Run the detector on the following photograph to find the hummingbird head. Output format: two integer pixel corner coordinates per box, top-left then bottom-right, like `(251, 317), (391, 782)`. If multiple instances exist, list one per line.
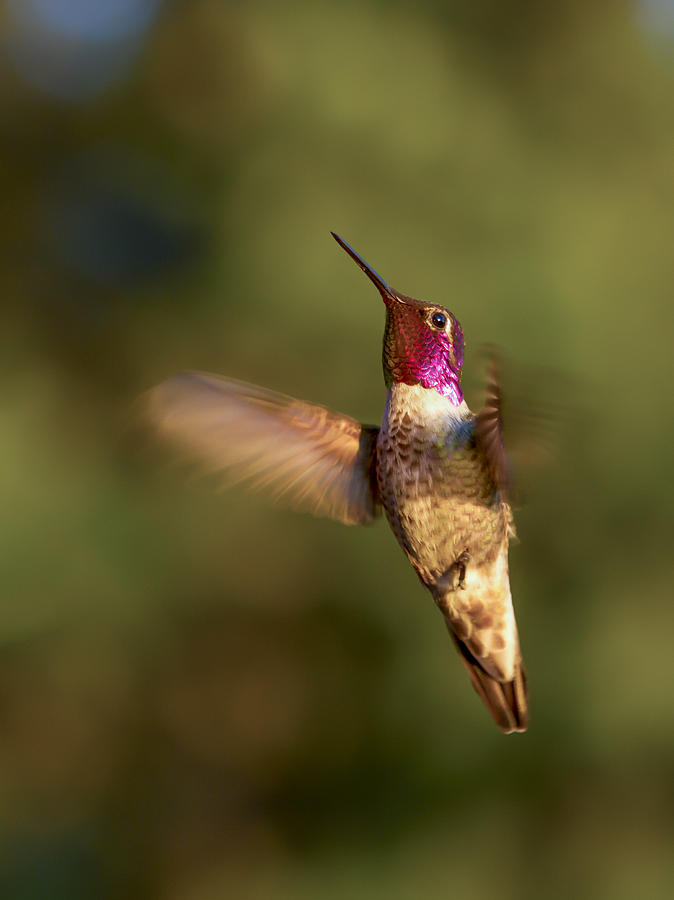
(331, 233), (465, 405)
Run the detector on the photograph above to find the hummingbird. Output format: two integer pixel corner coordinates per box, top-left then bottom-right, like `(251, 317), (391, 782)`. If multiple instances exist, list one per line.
(146, 232), (528, 733)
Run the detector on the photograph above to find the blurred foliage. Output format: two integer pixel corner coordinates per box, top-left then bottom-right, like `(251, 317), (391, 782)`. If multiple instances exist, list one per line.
(1, 0), (674, 898)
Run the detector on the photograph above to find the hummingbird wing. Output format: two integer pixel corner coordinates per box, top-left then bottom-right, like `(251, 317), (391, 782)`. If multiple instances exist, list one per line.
(143, 372), (380, 525)
(472, 348), (573, 504)
(473, 355), (510, 499)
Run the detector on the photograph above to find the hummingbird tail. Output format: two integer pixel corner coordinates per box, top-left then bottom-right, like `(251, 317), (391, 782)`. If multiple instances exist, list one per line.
(451, 634), (528, 734)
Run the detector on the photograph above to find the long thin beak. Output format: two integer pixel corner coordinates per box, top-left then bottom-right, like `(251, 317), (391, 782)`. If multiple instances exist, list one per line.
(331, 232), (396, 301)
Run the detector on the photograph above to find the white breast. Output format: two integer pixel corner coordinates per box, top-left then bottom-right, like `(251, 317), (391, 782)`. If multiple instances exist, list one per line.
(381, 383), (472, 443)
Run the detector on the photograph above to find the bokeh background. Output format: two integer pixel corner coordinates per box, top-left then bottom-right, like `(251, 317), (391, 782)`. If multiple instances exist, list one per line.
(2, 1), (674, 898)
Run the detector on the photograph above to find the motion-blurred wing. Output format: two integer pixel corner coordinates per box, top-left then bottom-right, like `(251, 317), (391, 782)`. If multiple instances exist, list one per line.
(474, 356), (510, 498)
(472, 348), (571, 504)
(144, 372), (380, 525)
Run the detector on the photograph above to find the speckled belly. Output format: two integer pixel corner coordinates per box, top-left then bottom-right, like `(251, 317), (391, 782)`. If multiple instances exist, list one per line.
(376, 413), (508, 586)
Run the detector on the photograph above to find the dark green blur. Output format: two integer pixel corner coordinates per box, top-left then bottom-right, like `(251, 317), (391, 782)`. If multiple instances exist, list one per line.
(2, 1), (674, 897)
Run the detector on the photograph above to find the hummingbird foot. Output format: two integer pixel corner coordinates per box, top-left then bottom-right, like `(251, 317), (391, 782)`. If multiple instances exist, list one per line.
(434, 550), (471, 597)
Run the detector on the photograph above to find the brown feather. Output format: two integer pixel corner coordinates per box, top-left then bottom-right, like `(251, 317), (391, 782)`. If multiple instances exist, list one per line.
(450, 629), (528, 734)
(143, 372), (379, 525)
(474, 356), (510, 499)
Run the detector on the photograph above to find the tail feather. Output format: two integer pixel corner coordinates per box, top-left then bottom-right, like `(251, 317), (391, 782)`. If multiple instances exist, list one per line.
(450, 631), (528, 734)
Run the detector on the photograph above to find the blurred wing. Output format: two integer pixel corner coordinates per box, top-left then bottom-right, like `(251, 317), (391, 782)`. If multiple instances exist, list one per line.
(471, 347), (573, 504)
(474, 356), (510, 498)
(144, 372), (380, 526)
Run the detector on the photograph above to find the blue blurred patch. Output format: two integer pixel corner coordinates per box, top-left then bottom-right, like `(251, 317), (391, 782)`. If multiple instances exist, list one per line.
(0, 828), (115, 900)
(639, 0), (674, 34)
(6, 0), (164, 101)
(12, 0), (164, 41)
(44, 148), (204, 288)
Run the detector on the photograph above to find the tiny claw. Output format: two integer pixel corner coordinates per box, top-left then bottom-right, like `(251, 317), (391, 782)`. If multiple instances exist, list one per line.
(436, 550), (471, 595)
(457, 550), (470, 590)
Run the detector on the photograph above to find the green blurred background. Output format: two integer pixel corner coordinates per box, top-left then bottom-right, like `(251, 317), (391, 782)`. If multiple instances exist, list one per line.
(2, 1), (674, 897)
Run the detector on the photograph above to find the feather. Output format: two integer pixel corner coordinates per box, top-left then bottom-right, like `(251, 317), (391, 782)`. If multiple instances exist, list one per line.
(474, 354), (511, 499)
(143, 372), (380, 526)
(450, 629), (528, 734)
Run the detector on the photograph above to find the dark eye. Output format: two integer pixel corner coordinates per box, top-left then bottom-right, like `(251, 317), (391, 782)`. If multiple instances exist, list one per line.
(430, 312), (447, 330)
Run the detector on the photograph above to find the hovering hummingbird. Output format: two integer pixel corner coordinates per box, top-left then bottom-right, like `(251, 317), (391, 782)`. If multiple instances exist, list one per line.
(146, 233), (528, 733)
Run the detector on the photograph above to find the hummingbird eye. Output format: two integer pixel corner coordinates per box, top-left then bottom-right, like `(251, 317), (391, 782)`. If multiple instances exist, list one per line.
(430, 312), (447, 330)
